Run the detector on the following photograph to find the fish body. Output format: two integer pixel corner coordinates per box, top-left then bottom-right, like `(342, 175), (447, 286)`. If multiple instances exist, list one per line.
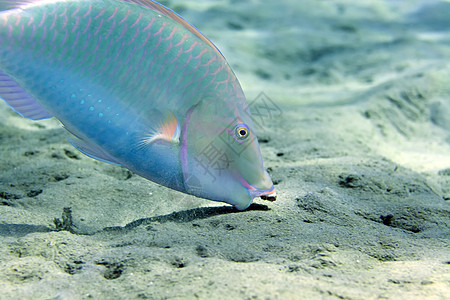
(0, 0), (276, 210)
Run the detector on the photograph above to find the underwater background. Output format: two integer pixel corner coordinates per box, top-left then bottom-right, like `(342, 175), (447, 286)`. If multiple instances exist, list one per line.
(0, 0), (449, 298)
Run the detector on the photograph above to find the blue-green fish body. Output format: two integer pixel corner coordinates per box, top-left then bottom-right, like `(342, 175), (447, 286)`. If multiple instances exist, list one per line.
(0, 0), (276, 210)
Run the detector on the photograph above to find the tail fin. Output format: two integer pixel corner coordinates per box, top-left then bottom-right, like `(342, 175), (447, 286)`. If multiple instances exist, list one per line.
(0, 71), (52, 120)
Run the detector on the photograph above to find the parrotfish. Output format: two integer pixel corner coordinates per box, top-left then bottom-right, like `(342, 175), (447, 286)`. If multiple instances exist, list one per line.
(0, 0), (276, 210)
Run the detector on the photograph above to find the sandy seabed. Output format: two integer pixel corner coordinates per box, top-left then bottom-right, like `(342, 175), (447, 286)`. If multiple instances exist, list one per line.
(0, 0), (449, 299)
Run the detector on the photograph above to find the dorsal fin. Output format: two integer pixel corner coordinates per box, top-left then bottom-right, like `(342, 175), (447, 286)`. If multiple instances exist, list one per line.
(122, 0), (224, 58)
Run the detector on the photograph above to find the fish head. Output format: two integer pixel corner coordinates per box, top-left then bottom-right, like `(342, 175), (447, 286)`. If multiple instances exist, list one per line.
(181, 95), (276, 210)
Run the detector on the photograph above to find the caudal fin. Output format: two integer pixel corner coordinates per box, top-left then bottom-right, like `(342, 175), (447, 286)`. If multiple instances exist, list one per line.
(0, 1), (53, 120)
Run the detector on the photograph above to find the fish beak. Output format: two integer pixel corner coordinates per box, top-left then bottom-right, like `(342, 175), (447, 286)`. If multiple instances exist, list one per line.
(260, 190), (277, 202)
(236, 170), (276, 204)
(252, 185), (276, 202)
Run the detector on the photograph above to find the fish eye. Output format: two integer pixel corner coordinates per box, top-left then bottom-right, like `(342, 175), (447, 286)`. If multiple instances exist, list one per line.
(235, 124), (249, 140)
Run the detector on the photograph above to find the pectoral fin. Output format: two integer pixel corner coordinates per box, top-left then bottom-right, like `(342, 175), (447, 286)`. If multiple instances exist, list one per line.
(139, 110), (180, 147)
(68, 136), (122, 166)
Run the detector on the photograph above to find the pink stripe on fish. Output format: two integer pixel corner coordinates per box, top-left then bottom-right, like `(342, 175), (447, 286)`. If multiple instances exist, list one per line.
(77, 47), (90, 67)
(70, 31), (80, 49)
(60, 30), (68, 46)
(18, 25), (24, 40)
(71, 6), (80, 17)
(215, 73), (231, 89)
(138, 31), (152, 49)
(182, 77), (195, 90)
(128, 27), (140, 45)
(237, 174), (256, 191)
(110, 60), (124, 79)
(38, 11), (46, 27)
(144, 55), (158, 78)
(202, 76), (216, 90)
(124, 43), (138, 64)
(118, 10), (130, 25)
(162, 41), (173, 56)
(162, 62), (180, 87)
(210, 65), (224, 76)
(175, 34), (189, 47)
(114, 41), (125, 59)
(104, 38), (114, 54)
(63, 14), (68, 28)
(136, 48), (148, 70)
(197, 68), (210, 82)
(115, 24), (128, 43)
(143, 17), (155, 32)
(184, 41), (198, 54)
(155, 56), (170, 80)
(56, 46), (68, 63)
(83, 4), (92, 18)
(94, 8), (105, 20)
(14, 14), (21, 26)
(165, 27), (177, 41)
(39, 26), (47, 43)
(94, 19), (103, 36)
(50, 28), (57, 43)
(169, 47), (183, 64)
(72, 16), (80, 33)
(7, 25), (12, 39)
(153, 22), (166, 36)
(82, 17), (91, 34)
(107, 7), (118, 22)
(30, 24), (36, 40)
(201, 57), (217, 67)
(130, 13), (143, 28)
(188, 58), (202, 75)
(179, 53), (193, 70)
(94, 35), (102, 53)
(1, 15), (7, 27)
(105, 20), (116, 39)
(148, 36), (162, 55)
(118, 65), (134, 83)
(27, 16), (34, 26)
(194, 48), (207, 60)
(49, 12), (57, 30)
(59, 7), (67, 17)
(99, 57), (112, 74)
(82, 33), (91, 51)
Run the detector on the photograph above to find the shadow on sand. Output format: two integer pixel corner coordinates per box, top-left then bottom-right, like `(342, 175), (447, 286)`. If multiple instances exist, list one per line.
(0, 203), (269, 237)
(102, 203), (269, 233)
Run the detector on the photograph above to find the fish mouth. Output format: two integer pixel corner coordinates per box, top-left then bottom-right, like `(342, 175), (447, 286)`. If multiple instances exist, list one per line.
(256, 187), (277, 202)
(247, 184), (276, 202)
(260, 191), (277, 202)
(235, 171), (276, 203)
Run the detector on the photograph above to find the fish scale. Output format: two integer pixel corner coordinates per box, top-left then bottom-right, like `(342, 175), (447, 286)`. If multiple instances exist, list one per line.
(0, 0), (276, 210)
(2, 1), (230, 123)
